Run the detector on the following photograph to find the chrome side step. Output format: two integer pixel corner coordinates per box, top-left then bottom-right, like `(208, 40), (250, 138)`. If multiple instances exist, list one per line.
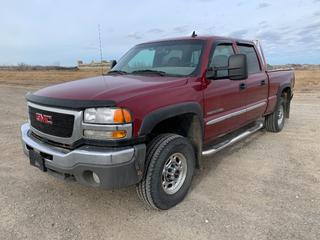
(202, 122), (264, 156)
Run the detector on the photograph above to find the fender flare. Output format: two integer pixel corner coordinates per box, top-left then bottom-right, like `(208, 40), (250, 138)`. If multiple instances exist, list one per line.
(276, 83), (292, 100)
(276, 83), (293, 118)
(138, 102), (203, 136)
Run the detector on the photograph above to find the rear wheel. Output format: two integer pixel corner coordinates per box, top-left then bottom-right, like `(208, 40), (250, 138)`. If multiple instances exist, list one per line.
(265, 97), (286, 132)
(136, 134), (195, 210)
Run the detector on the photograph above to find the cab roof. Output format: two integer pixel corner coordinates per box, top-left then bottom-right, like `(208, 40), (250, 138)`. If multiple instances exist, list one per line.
(140, 35), (255, 45)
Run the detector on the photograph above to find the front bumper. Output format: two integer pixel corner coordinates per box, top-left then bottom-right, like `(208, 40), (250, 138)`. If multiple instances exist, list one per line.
(20, 123), (146, 189)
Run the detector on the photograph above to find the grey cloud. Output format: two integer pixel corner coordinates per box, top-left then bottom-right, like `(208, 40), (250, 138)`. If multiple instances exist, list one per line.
(295, 23), (320, 45)
(147, 28), (165, 34)
(257, 2), (270, 9)
(256, 30), (282, 43)
(126, 32), (143, 40)
(277, 25), (295, 34)
(258, 21), (269, 27)
(314, 11), (320, 16)
(0, 0), (318, 65)
(296, 35), (318, 43)
(265, 20), (320, 50)
(83, 46), (98, 50)
(301, 22), (320, 32)
(204, 26), (215, 33)
(173, 25), (190, 34)
(229, 29), (248, 38)
(236, 1), (244, 6)
(297, 28), (314, 36)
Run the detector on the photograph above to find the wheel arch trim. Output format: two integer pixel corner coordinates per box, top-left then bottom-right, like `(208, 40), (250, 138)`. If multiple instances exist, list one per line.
(138, 102), (203, 136)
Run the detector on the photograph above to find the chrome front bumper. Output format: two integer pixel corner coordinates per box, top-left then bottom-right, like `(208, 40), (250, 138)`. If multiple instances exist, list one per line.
(20, 123), (146, 188)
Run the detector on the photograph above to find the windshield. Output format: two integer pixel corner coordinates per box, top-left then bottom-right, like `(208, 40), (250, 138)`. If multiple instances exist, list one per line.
(112, 40), (204, 77)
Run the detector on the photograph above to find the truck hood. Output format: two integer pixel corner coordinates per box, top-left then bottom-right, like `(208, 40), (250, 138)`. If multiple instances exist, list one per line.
(33, 75), (188, 104)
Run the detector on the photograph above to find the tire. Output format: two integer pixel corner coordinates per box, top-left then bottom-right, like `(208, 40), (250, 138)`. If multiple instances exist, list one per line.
(136, 134), (195, 210)
(265, 97), (286, 132)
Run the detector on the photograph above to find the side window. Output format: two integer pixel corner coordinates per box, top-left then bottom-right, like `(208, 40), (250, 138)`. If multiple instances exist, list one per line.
(209, 44), (234, 78)
(237, 45), (261, 74)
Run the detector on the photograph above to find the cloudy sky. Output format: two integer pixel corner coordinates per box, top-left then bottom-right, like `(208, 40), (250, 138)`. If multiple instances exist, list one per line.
(1, 0), (319, 66)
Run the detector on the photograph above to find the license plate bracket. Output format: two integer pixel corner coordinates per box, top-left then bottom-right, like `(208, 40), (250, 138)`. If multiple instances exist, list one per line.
(29, 150), (47, 172)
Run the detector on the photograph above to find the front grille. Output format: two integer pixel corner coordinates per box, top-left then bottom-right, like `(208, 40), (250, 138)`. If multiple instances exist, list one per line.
(29, 106), (74, 138)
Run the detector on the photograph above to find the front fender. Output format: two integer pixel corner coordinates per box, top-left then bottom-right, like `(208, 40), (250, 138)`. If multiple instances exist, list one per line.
(138, 102), (203, 136)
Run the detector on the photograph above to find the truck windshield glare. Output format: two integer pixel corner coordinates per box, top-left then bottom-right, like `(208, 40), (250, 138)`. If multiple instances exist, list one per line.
(112, 40), (204, 77)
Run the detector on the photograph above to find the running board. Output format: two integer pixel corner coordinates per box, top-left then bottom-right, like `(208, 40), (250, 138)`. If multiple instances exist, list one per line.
(202, 122), (264, 156)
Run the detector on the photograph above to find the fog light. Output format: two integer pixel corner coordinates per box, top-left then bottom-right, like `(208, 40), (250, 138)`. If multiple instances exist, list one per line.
(83, 129), (127, 140)
(92, 172), (100, 184)
(112, 130), (126, 138)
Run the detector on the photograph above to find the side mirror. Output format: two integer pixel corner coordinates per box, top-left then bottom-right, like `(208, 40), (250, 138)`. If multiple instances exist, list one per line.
(110, 60), (117, 69)
(228, 54), (248, 80)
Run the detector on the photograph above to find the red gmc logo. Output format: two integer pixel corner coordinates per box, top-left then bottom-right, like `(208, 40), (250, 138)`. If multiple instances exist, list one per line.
(35, 113), (53, 125)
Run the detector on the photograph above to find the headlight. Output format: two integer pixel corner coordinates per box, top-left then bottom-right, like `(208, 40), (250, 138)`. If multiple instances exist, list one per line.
(83, 107), (132, 140)
(84, 108), (132, 124)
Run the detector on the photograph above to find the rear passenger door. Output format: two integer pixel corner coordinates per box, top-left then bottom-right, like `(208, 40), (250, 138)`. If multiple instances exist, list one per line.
(236, 43), (268, 122)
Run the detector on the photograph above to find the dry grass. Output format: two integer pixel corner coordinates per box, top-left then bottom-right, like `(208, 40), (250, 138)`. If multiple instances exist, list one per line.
(294, 70), (320, 92)
(0, 69), (101, 86)
(0, 69), (319, 92)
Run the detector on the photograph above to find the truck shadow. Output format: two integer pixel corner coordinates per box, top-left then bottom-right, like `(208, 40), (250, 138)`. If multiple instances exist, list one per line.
(30, 130), (266, 214)
(191, 130), (265, 190)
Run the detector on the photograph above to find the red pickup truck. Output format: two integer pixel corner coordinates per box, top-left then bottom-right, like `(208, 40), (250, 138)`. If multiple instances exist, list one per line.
(21, 35), (294, 209)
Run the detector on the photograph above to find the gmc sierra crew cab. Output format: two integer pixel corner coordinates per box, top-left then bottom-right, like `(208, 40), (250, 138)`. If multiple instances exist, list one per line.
(21, 35), (294, 210)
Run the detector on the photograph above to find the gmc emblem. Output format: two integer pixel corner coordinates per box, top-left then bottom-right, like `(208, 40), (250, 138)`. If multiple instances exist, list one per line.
(35, 113), (53, 125)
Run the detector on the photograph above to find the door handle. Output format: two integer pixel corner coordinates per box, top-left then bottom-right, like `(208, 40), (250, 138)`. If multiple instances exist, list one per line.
(239, 83), (246, 90)
(260, 79), (266, 85)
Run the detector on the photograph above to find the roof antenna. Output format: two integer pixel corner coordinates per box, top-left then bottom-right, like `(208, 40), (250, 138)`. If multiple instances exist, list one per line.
(191, 31), (197, 38)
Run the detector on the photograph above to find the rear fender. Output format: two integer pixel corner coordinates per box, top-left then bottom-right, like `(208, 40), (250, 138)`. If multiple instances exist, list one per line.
(276, 83), (292, 118)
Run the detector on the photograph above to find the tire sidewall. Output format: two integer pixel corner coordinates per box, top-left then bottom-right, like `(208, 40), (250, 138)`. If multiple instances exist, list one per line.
(149, 137), (195, 210)
(276, 98), (285, 131)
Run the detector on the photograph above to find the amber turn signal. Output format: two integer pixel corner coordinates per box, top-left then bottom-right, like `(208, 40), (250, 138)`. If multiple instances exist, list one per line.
(112, 130), (127, 139)
(113, 109), (132, 123)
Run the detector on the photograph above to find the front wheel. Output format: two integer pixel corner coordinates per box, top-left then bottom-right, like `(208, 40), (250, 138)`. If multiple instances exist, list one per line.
(265, 97), (286, 132)
(136, 134), (195, 210)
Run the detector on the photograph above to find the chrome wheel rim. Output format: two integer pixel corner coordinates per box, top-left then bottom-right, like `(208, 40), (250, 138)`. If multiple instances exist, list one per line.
(277, 105), (284, 126)
(161, 153), (187, 195)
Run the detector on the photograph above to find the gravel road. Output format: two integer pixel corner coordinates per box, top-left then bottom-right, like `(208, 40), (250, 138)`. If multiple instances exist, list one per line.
(0, 85), (319, 240)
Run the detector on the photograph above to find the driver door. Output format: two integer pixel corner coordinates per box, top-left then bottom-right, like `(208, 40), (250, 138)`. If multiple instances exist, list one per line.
(203, 42), (247, 143)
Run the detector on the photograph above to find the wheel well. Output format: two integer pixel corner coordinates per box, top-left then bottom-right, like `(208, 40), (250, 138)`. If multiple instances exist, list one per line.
(148, 113), (203, 168)
(281, 87), (292, 118)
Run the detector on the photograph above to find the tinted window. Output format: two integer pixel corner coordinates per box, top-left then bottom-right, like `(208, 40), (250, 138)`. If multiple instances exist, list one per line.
(238, 45), (261, 74)
(209, 44), (234, 78)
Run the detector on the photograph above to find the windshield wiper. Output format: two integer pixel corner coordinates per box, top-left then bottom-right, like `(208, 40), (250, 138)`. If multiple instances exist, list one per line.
(106, 70), (128, 75)
(131, 69), (167, 76)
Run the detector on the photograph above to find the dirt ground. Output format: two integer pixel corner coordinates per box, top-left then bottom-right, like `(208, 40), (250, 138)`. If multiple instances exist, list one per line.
(0, 70), (319, 240)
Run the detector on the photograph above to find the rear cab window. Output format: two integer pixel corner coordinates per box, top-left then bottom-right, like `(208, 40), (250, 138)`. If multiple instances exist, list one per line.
(237, 44), (261, 74)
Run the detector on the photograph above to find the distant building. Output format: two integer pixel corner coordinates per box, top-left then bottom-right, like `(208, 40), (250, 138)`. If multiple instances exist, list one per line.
(77, 60), (111, 70)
